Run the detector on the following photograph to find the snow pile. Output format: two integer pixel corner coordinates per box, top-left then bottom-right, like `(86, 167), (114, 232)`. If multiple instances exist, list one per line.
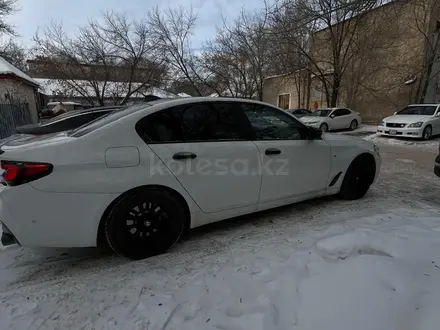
(1, 211), (440, 329)
(155, 225), (440, 330)
(363, 133), (440, 149)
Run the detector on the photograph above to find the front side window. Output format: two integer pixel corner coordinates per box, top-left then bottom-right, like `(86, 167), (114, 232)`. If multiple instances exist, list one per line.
(242, 104), (309, 140)
(138, 102), (249, 143)
(397, 106), (437, 116)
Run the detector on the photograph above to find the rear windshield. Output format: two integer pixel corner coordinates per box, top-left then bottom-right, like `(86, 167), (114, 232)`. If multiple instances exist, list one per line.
(44, 111), (80, 124)
(69, 103), (149, 137)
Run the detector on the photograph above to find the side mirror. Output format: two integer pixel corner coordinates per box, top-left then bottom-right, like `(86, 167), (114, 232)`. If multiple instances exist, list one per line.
(393, 112), (397, 115)
(330, 114), (335, 118)
(309, 127), (322, 139)
(436, 112), (440, 117)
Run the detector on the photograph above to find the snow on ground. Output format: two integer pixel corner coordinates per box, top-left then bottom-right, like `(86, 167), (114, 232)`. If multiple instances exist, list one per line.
(364, 133), (440, 150)
(1, 135), (440, 329)
(336, 124), (440, 151)
(2, 208), (440, 330)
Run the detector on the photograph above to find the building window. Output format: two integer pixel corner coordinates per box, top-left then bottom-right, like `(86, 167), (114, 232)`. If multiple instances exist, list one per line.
(278, 94), (290, 110)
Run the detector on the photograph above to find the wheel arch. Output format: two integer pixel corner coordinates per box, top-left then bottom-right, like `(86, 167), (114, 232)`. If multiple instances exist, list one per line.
(96, 185), (192, 247)
(423, 124), (433, 139)
(345, 152), (376, 184)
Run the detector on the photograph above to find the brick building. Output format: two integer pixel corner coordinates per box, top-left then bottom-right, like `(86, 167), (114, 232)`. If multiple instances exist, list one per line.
(263, 0), (440, 123)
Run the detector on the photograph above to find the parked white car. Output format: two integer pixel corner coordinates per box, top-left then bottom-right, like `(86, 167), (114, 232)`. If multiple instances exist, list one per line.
(377, 104), (440, 140)
(300, 108), (362, 132)
(0, 98), (380, 259)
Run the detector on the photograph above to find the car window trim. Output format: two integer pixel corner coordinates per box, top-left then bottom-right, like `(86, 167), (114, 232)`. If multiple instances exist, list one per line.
(244, 104), (315, 141)
(136, 101), (256, 144)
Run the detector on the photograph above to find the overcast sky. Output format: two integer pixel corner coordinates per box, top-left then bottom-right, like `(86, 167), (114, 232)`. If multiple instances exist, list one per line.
(10, 0), (266, 50)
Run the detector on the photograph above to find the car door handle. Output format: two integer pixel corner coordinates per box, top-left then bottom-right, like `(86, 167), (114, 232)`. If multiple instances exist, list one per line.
(265, 148), (281, 156)
(172, 152), (197, 160)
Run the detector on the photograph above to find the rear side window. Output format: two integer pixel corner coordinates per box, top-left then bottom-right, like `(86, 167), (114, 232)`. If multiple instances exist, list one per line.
(137, 102), (250, 143)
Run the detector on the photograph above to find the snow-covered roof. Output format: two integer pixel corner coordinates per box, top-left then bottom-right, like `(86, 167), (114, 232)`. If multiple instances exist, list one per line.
(147, 87), (177, 98)
(208, 91), (255, 98)
(0, 57), (39, 86)
(34, 78), (177, 99)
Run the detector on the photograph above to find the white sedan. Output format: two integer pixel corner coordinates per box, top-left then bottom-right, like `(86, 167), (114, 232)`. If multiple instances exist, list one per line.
(377, 104), (440, 140)
(0, 98), (381, 259)
(300, 108), (362, 132)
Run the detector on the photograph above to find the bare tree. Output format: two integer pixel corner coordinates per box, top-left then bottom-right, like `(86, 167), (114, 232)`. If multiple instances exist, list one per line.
(0, 0), (17, 36)
(33, 12), (166, 105)
(0, 0), (25, 68)
(0, 39), (27, 70)
(148, 6), (207, 96)
(269, 0), (387, 107)
(202, 7), (273, 100)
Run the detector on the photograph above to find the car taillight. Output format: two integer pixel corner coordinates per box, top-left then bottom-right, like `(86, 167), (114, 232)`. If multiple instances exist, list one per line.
(0, 161), (53, 186)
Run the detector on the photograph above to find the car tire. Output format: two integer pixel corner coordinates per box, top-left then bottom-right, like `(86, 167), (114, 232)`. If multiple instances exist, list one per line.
(422, 125), (432, 140)
(104, 188), (186, 260)
(339, 155), (376, 200)
(349, 120), (358, 131)
(320, 123), (329, 132)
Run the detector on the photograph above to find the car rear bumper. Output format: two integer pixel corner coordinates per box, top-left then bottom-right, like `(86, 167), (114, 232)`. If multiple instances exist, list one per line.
(377, 126), (423, 138)
(0, 184), (119, 248)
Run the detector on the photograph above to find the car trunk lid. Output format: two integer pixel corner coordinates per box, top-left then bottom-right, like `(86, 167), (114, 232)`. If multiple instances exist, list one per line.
(0, 132), (73, 153)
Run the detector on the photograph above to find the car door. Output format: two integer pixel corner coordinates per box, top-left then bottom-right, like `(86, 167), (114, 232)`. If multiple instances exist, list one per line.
(333, 109), (353, 129)
(341, 108), (355, 128)
(329, 109), (345, 129)
(139, 101), (261, 214)
(241, 103), (332, 204)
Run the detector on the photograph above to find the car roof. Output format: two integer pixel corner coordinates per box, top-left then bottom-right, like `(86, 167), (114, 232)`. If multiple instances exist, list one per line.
(145, 97), (275, 107)
(407, 104), (440, 106)
(69, 97), (290, 137)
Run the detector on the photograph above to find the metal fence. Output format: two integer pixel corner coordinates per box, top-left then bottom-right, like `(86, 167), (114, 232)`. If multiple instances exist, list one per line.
(0, 99), (32, 139)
